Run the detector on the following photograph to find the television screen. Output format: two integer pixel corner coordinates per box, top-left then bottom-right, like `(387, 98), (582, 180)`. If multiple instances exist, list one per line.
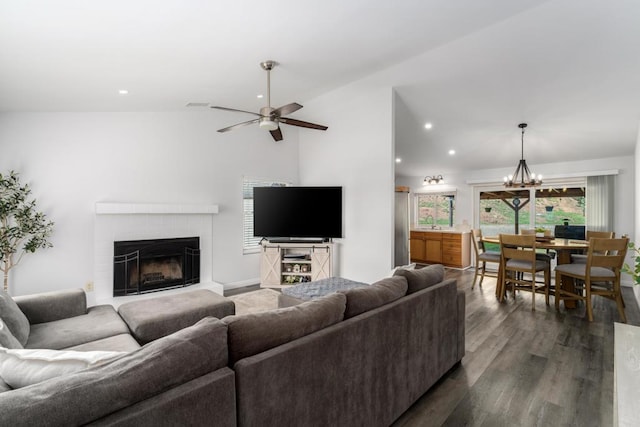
(253, 186), (342, 239)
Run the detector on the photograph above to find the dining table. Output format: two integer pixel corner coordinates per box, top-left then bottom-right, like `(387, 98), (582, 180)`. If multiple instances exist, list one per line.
(483, 236), (590, 308)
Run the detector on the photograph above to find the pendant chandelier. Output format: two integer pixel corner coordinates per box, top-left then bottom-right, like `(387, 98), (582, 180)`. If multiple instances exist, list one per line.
(503, 123), (542, 188)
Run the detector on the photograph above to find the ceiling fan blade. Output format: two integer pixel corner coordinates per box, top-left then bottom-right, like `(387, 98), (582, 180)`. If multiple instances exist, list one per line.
(272, 102), (303, 117)
(270, 127), (283, 142)
(217, 118), (260, 133)
(280, 117), (328, 131)
(210, 106), (261, 117)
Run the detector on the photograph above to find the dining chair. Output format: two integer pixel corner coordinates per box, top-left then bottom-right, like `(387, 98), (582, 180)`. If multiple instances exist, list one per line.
(499, 234), (551, 310)
(555, 237), (628, 322)
(521, 228), (556, 261)
(471, 229), (501, 289)
(570, 230), (615, 264)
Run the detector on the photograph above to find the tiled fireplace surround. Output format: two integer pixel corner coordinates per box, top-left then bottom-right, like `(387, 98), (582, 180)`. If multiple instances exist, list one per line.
(93, 203), (222, 307)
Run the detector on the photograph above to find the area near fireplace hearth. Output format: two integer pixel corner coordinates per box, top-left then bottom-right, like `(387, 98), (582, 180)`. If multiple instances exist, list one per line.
(93, 202), (222, 307)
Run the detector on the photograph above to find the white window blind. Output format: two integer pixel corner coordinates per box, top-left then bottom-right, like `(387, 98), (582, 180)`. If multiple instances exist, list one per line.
(243, 177), (289, 254)
(586, 175), (615, 232)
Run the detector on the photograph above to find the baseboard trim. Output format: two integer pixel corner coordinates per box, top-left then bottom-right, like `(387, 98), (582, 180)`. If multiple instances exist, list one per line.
(223, 278), (260, 291)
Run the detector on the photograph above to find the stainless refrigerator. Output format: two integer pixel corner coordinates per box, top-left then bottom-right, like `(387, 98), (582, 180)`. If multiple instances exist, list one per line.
(394, 189), (410, 266)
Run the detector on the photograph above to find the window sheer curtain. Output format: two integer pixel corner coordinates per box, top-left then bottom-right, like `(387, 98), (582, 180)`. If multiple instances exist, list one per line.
(586, 175), (615, 232)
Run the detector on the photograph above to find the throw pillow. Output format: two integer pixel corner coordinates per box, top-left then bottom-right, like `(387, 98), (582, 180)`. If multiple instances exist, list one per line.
(338, 276), (408, 319)
(223, 292), (346, 365)
(0, 347), (125, 389)
(388, 263), (416, 277)
(0, 319), (23, 349)
(393, 264), (445, 294)
(0, 290), (30, 346)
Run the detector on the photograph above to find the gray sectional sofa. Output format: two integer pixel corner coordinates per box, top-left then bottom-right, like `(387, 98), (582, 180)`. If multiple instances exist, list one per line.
(0, 264), (465, 426)
(12, 288), (140, 352)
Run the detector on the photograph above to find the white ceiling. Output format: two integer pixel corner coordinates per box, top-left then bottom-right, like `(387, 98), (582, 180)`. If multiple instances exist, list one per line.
(1, 0), (639, 177)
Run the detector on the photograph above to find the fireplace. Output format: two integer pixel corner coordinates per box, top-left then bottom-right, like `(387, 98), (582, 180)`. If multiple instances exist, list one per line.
(113, 237), (200, 296)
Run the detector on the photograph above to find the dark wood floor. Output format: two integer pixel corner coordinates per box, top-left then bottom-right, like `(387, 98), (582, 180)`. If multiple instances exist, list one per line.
(392, 268), (640, 427)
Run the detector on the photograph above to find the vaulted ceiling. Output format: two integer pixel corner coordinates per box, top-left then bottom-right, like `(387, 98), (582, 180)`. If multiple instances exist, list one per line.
(1, 0), (639, 177)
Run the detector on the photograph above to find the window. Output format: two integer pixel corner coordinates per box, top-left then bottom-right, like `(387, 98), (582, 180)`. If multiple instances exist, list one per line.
(415, 192), (456, 228)
(479, 189), (531, 236)
(242, 177), (289, 254)
(478, 185), (585, 237)
(534, 187), (585, 231)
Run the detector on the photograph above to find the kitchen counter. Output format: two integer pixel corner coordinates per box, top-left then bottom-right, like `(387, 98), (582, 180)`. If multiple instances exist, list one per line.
(410, 229), (471, 268)
(411, 228), (471, 234)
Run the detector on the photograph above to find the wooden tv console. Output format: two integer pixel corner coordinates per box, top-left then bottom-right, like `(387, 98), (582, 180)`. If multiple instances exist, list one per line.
(260, 241), (334, 288)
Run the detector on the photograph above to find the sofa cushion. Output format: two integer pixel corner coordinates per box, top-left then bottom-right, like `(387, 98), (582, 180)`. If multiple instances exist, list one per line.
(338, 276), (408, 319)
(25, 305), (130, 350)
(388, 262), (416, 277)
(0, 348), (125, 389)
(0, 317), (229, 426)
(118, 290), (235, 344)
(393, 264), (445, 294)
(223, 292), (346, 365)
(64, 334), (141, 353)
(0, 290), (30, 346)
(0, 319), (23, 349)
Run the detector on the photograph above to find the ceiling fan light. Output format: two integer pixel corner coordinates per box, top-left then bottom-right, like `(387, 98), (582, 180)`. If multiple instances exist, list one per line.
(259, 118), (278, 131)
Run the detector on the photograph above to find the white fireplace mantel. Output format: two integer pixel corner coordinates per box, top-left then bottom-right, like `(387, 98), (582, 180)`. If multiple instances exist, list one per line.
(92, 201), (222, 307)
(95, 203), (219, 215)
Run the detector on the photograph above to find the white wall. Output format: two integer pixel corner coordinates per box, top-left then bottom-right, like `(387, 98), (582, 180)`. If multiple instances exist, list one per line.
(0, 112), (299, 296)
(298, 84), (395, 283)
(634, 126), (640, 303)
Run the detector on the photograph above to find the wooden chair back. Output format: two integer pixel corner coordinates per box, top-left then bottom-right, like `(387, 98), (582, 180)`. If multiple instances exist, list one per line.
(586, 231), (615, 239)
(499, 234), (537, 264)
(471, 229), (484, 257)
(586, 237), (628, 273)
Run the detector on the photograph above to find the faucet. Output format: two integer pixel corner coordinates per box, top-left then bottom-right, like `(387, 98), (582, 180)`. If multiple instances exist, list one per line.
(425, 215), (437, 229)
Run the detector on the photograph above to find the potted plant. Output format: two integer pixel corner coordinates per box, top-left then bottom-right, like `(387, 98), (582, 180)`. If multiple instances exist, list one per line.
(623, 242), (640, 286)
(0, 171), (54, 293)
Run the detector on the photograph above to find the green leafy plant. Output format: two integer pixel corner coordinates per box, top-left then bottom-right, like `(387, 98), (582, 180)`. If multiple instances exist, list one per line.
(0, 171), (54, 293)
(622, 242), (640, 286)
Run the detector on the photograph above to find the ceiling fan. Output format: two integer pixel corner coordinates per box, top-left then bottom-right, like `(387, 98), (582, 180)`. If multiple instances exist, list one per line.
(210, 60), (328, 142)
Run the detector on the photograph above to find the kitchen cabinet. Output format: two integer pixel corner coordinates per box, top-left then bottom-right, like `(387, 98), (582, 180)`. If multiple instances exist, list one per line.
(410, 230), (470, 268)
(442, 233), (471, 268)
(410, 231), (442, 264)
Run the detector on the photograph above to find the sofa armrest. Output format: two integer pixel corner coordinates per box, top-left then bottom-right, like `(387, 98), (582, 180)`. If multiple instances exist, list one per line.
(0, 317), (229, 426)
(14, 289), (87, 325)
(456, 289), (466, 361)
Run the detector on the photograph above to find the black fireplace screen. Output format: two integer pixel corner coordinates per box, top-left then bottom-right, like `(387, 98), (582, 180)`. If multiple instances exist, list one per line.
(113, 237), (200, 296)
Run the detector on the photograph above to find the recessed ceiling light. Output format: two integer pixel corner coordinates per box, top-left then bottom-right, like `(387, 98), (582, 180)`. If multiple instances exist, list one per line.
(395, 158), (402, 163)
(118, 89), (129, 95)
(257, 94), (264, 99)
(448, 149), (455, 155)
(424, 123), (433, 129)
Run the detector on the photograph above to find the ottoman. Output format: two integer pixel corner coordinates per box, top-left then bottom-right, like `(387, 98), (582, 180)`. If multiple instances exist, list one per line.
(118, 290), (235, 344)
(278, 277), (368, 308)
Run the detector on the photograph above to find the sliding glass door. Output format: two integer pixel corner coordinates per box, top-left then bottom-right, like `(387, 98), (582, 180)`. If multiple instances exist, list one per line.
(477, 182), (585, 236)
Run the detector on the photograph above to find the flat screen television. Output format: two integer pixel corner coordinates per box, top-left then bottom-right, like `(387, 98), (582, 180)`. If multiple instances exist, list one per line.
(253, 186), (342, 241)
